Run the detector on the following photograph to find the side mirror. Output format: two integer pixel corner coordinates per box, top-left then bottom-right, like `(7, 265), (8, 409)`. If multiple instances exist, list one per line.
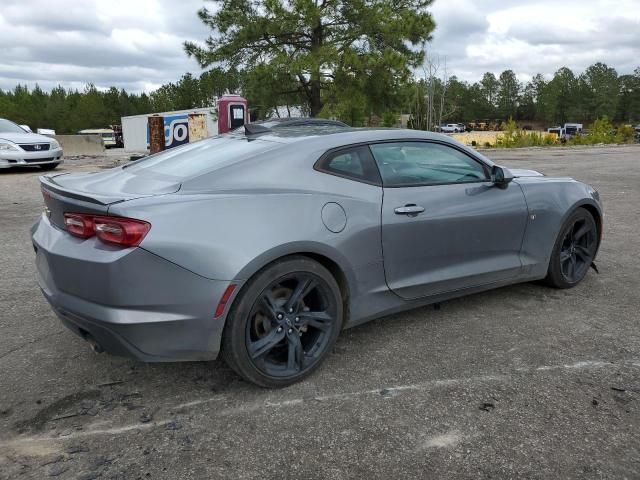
(491, 165), (514, 187)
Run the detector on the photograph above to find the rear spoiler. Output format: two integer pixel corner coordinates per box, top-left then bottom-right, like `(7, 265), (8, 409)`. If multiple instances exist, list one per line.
(40, 174), (124, 206)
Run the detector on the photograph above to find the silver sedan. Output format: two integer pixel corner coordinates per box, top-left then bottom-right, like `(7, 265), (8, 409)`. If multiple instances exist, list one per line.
(0, 118), (63, 170)
(32, 126), (602, 387)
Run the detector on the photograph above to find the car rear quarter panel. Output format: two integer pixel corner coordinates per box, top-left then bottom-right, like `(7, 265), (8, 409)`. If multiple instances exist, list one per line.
(515, 177), (602, 277)
(108, 145), (385, 304)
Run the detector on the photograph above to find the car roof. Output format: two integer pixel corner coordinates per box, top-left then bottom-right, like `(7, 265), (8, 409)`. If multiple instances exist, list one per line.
(253, 117), (348, 128)
(229, 126), (493, 161)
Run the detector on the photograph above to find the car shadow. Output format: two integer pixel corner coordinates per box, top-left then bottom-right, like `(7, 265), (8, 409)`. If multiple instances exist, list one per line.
(0, 166), (57, 174)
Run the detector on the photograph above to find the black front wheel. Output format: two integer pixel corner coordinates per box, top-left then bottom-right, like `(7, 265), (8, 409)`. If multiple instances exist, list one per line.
(545, 208), (598, 288)
(222, 256), (343, 388)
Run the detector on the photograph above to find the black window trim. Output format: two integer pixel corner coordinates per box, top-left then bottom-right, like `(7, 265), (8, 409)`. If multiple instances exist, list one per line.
(314, 138), (493, 188)
(314, 144), (383, 186)
(366, 139), (492, 188)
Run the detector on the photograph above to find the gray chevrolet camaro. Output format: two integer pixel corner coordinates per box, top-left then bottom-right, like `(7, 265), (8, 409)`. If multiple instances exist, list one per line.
(33, 126), (603, 387)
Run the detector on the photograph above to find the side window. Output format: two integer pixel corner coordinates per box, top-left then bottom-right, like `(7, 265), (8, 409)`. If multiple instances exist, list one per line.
(369, 142), (489, 187)
(316, 146), (381, 185)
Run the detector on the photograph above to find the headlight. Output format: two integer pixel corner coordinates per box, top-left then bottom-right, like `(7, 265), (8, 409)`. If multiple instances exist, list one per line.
(49, 139), (60, 149)
(0, 142), (19, 151)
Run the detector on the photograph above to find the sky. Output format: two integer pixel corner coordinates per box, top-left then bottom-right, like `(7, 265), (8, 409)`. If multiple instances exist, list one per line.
(0, 0), (638, 93)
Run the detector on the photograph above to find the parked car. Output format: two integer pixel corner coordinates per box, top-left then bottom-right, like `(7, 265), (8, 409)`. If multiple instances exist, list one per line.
(439, 123), (462, 133)
(0, 118), (63, 170)
(33, 126), (602, 387)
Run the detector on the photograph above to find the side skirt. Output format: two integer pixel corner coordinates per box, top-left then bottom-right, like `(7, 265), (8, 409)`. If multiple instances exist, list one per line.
(344, 273), (545, 329)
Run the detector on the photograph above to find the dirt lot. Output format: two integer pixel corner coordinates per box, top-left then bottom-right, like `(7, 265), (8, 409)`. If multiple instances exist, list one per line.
(1, 145), (639, 479)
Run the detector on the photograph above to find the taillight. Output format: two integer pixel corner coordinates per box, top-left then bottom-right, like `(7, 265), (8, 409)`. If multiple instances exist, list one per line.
(63, 213), (151, 247)
(93, 216), (150, 247)
(64, 213), (95, 238)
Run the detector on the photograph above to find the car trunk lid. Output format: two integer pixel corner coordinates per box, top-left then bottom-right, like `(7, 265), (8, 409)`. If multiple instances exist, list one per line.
(40, 168), (180, 229)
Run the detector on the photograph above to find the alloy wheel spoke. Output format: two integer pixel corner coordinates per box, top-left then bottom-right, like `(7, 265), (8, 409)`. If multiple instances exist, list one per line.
(259, 291), (279, 319)
(573, 223), (591, 241)
(568, 255), (577, 278)
(575, 245), (591, 262)
(298, 310), (333, 331)
(249, 328), (285, 359)
(560, 249), (572, 263)
(286, 331), (304, 371)
(285, 277), (316, 312)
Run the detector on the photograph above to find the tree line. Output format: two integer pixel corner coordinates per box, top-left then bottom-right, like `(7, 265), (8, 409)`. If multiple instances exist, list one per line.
(0, 62), (637, 134)
(0, 68), (240, 134)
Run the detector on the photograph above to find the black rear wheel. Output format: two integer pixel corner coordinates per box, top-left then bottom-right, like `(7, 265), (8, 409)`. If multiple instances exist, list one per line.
(545, 208), (598, 288)
(222, 257), (343, 388)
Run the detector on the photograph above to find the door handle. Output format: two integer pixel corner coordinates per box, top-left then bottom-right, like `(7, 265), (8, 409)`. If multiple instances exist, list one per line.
(394, 204), (425, 215)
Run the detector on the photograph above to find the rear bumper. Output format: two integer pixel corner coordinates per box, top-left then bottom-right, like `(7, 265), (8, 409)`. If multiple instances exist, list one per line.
(32, 214), (234, 361)
(0, 148), (63, 168)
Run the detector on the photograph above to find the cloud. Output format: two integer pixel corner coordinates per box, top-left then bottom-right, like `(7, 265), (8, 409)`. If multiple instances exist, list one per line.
(427, 0), (640, 83)
(0, 0), (638, 93)
(0, 0), (209, 92)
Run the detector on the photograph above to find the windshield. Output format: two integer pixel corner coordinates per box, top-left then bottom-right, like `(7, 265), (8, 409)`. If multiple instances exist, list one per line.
(0, 119), (27, 133)
(125, 135), (280, 179)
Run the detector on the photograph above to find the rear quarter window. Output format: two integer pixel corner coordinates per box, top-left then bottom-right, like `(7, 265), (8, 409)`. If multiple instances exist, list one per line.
(315, 145), (381, 185)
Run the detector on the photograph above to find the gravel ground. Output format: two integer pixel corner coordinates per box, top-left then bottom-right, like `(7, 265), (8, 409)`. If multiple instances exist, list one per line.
(0, 145), (639, 479)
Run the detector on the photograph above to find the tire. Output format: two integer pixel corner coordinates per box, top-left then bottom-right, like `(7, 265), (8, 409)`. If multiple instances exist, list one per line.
(545, 208), (598, 289)
(222, 256), (343, 388)
(39, 163), (59, 171)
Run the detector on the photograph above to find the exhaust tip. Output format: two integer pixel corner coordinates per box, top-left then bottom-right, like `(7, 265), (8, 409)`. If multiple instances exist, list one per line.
(87, 337), (104, 354)
(79, 329), (104, 353)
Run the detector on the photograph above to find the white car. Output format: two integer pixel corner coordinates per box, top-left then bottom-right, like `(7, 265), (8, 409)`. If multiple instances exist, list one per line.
(0, 118), (63, 170)
(439, 124), (462, 133)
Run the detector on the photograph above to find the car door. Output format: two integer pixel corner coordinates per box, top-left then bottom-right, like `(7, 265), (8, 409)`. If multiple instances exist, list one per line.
(370, 140), (529, 300)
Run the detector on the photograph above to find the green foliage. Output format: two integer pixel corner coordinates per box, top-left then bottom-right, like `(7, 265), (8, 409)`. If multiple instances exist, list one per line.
(0, 68), (241, 133)
(0, 60), (637, 133)
(497, 117), (558, 148)
(617, 125), (636, 142)
(382, 111), (399, 127)
(497, 70), (519, 119)
(617, 68), (640, 123)
(0, 83), (152, 133)
(538, 67), (579, 124)
(578, 63), (619, 122)
(568, 116), (624, 145)
(184, 0), (436, 117)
